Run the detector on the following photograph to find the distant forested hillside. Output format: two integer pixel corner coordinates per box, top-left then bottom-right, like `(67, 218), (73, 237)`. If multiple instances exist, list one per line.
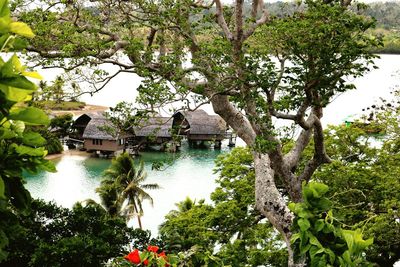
(245, 1), (400, 30)
(243, 1), (400, 53)
(362, 2), (400, 29)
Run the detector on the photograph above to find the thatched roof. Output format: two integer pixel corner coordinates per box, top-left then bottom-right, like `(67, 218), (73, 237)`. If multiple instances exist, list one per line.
(174, 110), (227, 135)
(73, 112), (105, 128)
(82, 117), (128, 140)
(134, 117), (173, 138)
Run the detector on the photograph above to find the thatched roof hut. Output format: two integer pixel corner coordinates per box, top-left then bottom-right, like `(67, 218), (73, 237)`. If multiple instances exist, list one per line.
(81, 115), (132, 153)
(82, 117), (122, 140)
(73, 112), (104, 127)
(134, 117), (173, 138)
(71, 112), (106, 140)
(172, 110), (227, 140)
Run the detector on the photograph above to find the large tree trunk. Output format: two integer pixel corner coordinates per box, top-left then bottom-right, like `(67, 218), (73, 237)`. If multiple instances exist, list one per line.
(254, 153), (304, 267)
(211, 96), (304, 266)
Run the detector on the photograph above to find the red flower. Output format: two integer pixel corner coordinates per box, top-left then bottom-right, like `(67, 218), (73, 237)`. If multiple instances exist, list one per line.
(143, 259), (149, 265)
(124, 249), (141, 264)
(147, 245), (159, 253)
(158, 251), (167, 259)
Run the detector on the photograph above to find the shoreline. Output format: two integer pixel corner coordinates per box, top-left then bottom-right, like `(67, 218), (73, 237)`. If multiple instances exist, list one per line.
(49, 104), (109, 116)
(46, 149), (92, 160)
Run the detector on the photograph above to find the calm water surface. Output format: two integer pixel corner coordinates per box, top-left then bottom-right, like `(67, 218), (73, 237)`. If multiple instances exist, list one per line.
(25, 144), (230, 234)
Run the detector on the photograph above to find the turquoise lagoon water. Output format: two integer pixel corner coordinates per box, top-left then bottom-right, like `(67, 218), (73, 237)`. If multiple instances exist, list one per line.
(24, 144), (232, 234)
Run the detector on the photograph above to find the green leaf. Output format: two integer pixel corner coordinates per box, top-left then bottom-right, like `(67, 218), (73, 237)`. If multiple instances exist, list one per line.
(342, 229), (355, 253)
(0, 76), (36, 90)
(9, 22), (34, 38)
(309, 182), (329, 198)
(22, 132), (46, 146)
(291, 232), (301, 243)
(9, 107), (49, 125)
(309, 246), (325, 261)
(298, 218), (311, 231)
(316, 198), (332, 211)
(0, 85), (33, 102)
(341, 250), (353, 265)
(0, 127), (15, 139)
(0, 33), (9, 48)
(0, 176), (4, 198)
(9, 180), (31, 213)
(14, 144), (46, 156)
(0, 56), (14, 77)
(314, 219), (325, 232)
(23, 71), (42, 79)
(11, 37), (28, 50)
(38, 159), (56, 172)
(309, 233), (323, 248)
(11, 54), (23, 72)
(0, 0), (10, 18)
(288, 202), (296, 212)
(300, 243), (311, 255)
(325, 248), (336, 264)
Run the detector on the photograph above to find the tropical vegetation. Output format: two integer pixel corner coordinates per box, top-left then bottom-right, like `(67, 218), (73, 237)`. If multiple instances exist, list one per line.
(0, 0), (55, 260)
(1, 200), (153, 267)
(0, 0), (398, 266)
(97, 152), (160, 229)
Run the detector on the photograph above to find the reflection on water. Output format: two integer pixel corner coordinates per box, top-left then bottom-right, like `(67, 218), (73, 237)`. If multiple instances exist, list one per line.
(24, 144), (230, 234)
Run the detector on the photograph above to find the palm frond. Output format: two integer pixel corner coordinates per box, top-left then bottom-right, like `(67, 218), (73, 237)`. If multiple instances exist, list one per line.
(141, 183), (161, 190)
(96, 152), (159, 223)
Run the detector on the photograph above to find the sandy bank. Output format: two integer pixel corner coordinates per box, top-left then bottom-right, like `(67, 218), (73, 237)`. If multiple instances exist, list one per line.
(46, 149), (91, 160)
(49, 104), (109, 116)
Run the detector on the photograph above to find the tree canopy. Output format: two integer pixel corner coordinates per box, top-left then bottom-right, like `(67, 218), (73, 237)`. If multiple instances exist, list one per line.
(14, 0), (383, 265)
(2, 199), (157, 267)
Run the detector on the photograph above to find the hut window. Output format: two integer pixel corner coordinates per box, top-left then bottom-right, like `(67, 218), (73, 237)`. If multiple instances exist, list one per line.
(92, 139), (103, 145)
(119, 139), (124, 145)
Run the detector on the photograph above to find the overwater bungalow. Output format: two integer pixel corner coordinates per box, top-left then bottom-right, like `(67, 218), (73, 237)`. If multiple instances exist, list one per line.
(134, 117), (173, 144)
(71, 109), (229, 153)
(172, 110), (227, 148)
(82, 117), (132, 155)
(71, 112), (105, 140)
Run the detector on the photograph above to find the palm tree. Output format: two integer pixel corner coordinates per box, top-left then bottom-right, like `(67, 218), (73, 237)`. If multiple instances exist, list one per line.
(96, 152), (159, 229)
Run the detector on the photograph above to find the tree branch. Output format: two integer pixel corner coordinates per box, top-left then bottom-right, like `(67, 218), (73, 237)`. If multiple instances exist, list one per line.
(210, 95), (256, 145)
(243, 8), (269, 41)
(215, 0), (233, 41)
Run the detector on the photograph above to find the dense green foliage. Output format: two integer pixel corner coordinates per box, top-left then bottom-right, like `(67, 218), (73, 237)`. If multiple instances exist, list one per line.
(369, 28), (400, 54)
(26, 114), (73, 155)
(158, 105), (400, 266)
(160, 148), (287, 266)
(97, 152), (160, 228)
(289, 182), (373, 266)
(40, 130), (63, 154)
(257, 1), (400, 30)
(254, 1), (379, 111)
(2, 199), (156, 267)
(49, 113), (73, 137)
(0, 0), (55, 261)
(256, 1), (400, 53)
(313, 107), (400, 266)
